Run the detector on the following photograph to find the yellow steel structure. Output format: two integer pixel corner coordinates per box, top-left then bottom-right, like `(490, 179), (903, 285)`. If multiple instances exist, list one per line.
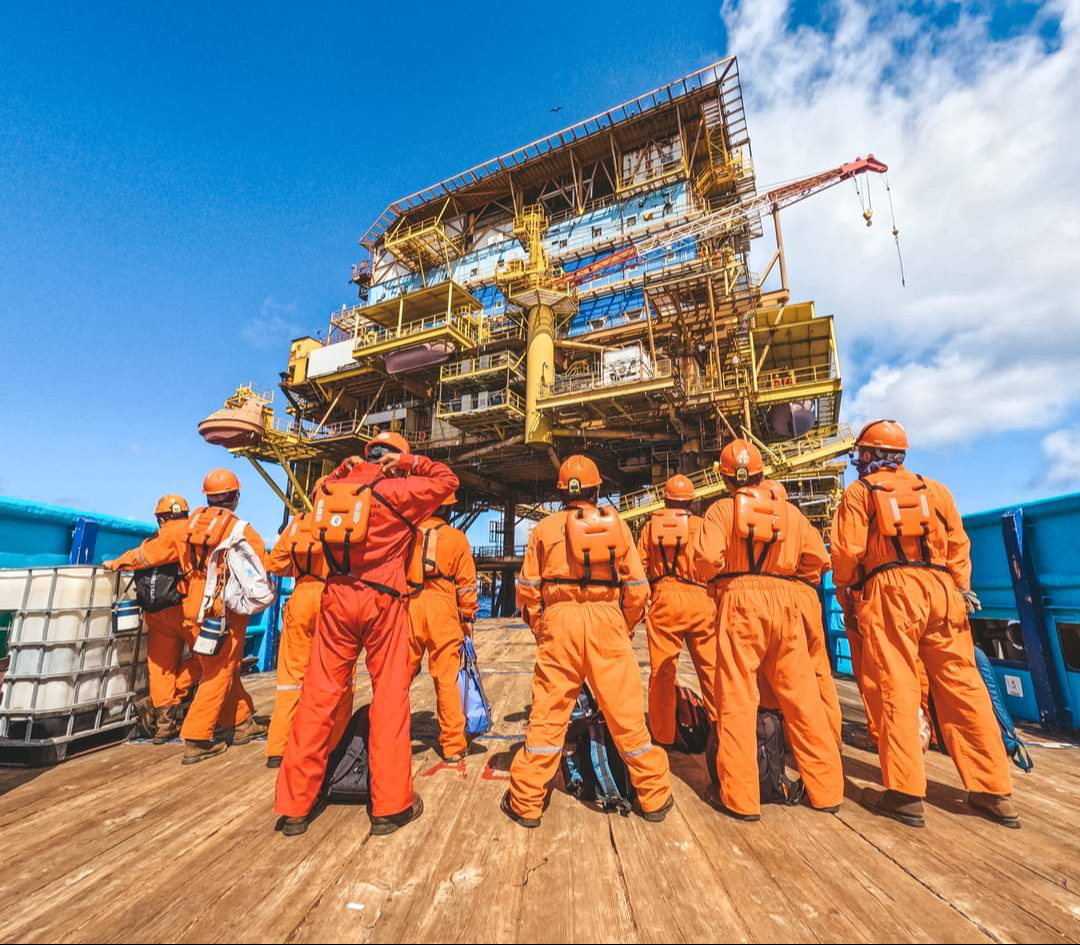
(201, 60), (874, 608)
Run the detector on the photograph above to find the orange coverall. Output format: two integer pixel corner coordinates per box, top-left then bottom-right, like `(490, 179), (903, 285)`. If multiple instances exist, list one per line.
(126, 509), (266, 740)
(408, 518), (479, 759)
(275, 454), (458, 819)
(265, 528), (352, 760)
(509, 502), (672, 821)
(694, 491), (845, 816)
(636, 513), (718, 745)
(830, 468), (1011, 798)
(110, 517), (198, 709)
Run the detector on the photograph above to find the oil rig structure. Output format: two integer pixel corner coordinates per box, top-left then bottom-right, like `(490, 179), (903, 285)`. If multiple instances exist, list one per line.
(199, 58), (886, 612)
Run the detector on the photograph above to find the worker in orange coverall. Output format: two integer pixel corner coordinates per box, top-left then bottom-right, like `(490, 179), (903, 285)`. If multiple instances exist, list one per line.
(751, 482), (843, 747)
(635, 473), (717, 746)
(110, 470), (269, 764)
(264, 498), (353, 769)
(693, 439), (844, 820)
(275, 432), (458, 837)
(831, 419), (1018, 829)
(407, 492), (479, 762)
(107, 494), (199, 744)
(502, 455), (673, 828)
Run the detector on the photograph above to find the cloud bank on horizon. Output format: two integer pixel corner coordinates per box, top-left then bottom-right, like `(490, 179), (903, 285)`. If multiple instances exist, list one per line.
(723, 0), (1079, 485)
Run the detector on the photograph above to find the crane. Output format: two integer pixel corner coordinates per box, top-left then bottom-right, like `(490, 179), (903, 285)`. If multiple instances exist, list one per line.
(558, 154), (891, 289)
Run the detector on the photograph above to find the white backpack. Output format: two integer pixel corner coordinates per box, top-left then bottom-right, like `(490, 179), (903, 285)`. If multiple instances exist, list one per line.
(199, 519), (276, 622)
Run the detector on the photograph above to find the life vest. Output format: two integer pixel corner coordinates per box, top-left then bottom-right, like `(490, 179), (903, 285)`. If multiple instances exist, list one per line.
(185, 507), (237, 574)
(714, 485), (811, 587)
(419, 522), (448, 579)
(733, 485), (788, 574)
(647, 508), (706, 587)
(853, 469), (951, 589)
(313, 478), (380, 576)
(283, 512), (324, 578)
(550, 505), (628, 588)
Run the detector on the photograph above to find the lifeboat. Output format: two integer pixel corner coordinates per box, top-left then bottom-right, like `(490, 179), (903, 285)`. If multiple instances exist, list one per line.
(384, 341), (453, 375)
(198, 399), (265, 448)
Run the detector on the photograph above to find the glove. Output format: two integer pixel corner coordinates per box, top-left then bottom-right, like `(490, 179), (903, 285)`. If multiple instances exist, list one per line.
(960, 588), (981, 614)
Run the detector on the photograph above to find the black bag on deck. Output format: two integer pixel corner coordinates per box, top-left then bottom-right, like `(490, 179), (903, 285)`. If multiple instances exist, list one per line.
(133, 563), (184, 613)
(673, 685), (710, 754)
(707, 708), (805, 805)
(560, 684), (635, 814)
(322, 705), (370, 802)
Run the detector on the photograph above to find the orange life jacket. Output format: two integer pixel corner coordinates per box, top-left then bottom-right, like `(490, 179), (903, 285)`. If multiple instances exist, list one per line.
(649, 507), (691, 578)
(312, 478), (380, 575)
(282, 512), (324, 577)
(185, 506), (237, 575)
(558, 504), (628, 587)
(854, 468), (950, 589)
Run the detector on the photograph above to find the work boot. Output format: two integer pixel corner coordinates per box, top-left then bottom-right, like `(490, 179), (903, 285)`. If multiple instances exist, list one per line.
(181, 740), (228, 765)
(133, 696), (156, 737)
(370, 796), (425, 836)
(265, 755), (283, 769)
(500, 790), (541, 829)
(968, 792), (1021, 829)
(862, 787), (925, 827)
(153, 705), (179, 744)
(702, 783), (760, 822)
(638, 794), (675, 823)
(229, 716), (269, 746)
(280, 816), (308, 837)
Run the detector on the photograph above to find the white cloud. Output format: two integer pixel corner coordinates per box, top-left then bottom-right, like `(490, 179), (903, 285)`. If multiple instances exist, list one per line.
(1041, 427), (1080, 486)
(725, 0), (1080, 445)
(242, 296), (302, 349)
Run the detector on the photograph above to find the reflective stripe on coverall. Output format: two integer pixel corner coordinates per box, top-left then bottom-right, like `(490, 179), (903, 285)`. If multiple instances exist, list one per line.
(509, 502), (672, 820)
(830, 471), (1012, 797)
(408, 518), (479, 758)
(274, 453), (459, 819)
(636, 514), (717, 745)
(694, 489), (844, 816)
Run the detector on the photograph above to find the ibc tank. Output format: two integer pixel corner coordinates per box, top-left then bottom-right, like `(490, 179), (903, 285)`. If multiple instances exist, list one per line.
(767, 401), (817, 438)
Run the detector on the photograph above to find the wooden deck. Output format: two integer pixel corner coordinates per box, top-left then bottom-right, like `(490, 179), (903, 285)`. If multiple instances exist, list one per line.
(1, 617), (1079, 944)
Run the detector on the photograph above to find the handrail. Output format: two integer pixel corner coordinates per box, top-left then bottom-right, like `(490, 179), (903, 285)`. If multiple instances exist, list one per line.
(543, 357), (673, 398)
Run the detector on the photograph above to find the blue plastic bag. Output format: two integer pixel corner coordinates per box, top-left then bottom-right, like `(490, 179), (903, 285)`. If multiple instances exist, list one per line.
(458, 636), (492, 737)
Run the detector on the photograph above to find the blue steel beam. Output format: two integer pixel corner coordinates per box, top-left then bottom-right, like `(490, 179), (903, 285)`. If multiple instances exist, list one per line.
(1001, 508), (1072, 728)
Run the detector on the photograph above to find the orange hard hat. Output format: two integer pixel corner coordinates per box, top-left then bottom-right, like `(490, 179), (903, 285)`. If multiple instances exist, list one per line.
(154, 494), (189, 516)
(718, 439), (764, 481)
(855, 419), (909, 452)
(557, 455), (602, 493)
(364, 431), (411, 456)
(664, 474), (695, 502)
(203, 468), (240, 496)
(441, 491), (458, 506)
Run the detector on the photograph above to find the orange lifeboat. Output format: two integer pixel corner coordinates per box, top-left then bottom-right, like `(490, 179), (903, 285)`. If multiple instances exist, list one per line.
(198, 399), (265, 448)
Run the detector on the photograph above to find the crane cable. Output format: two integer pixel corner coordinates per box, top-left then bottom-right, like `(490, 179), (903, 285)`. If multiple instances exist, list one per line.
(884, 172), (906, 288)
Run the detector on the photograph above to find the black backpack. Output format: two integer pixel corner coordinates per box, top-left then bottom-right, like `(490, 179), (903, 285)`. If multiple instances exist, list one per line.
(707, 708), (805, 805)
(560, 685), (635, 815)
(673, 685), (710, 754)
(133, 564), (184, 613)
(322, 705), (370, 802)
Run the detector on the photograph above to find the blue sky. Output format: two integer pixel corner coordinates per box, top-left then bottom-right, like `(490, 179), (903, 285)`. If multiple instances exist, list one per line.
(1, 1), (1074, 540)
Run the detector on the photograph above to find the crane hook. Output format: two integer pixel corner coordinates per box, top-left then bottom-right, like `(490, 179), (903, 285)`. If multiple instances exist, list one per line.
(863, 208), (874, 227)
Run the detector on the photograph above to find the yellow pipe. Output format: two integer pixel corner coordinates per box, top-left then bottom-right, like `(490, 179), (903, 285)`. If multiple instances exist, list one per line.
(525, 303), (554, 446)
(267, 440), (314, 512)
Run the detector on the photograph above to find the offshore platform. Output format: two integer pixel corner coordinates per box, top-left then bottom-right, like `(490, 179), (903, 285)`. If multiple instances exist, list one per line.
(199, 58), (888, 612)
